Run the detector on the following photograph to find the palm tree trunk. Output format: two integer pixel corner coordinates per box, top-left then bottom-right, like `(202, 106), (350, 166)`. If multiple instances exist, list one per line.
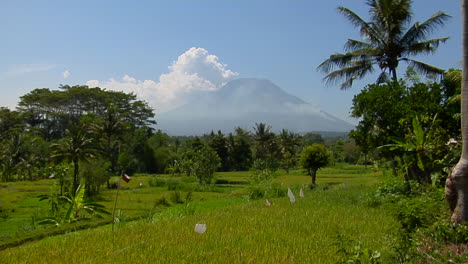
(391, 68), (398, 82)
(445, 0), (468, 223)
(73, 159), (79, 192)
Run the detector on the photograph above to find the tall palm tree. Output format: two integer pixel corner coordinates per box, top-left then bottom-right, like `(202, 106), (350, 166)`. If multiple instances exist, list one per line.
(253, 123), (275, 160)
(317, 0), (450, 89)
(52, 124), (96, 192)
(446, 0), (468, 223)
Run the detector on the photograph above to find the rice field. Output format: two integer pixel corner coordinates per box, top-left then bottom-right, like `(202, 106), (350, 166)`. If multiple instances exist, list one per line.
(0, 165), (399, 263)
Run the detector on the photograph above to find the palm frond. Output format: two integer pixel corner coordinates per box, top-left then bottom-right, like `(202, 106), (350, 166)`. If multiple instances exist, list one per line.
(323, 61), (374, 90)
(402, 58), (445, 77)
(405, 37), (449, 56)
(338, 7), (384, 46)
(317, 53), (355, 73)
(344, 39), (374, 52)
(376, 71), (391, 84)
(367, 0), (412, 39)
(401, 12), (451, 45)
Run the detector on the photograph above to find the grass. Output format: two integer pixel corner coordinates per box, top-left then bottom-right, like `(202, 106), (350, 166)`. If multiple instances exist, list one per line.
(1, 188), (397, 263)
(0, 165), (400, 263)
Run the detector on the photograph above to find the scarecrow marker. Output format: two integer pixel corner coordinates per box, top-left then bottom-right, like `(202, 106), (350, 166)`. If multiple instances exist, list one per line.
(287, 188), (296, 203)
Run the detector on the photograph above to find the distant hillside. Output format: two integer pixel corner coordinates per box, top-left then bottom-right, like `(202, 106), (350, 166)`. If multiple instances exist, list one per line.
(157, 78), (355, 135)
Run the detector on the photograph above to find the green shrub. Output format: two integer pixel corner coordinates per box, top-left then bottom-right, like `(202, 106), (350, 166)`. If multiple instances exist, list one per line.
(266, 184), (287, 198)
(148, 178), (166, 187)
(248, 187), (265, 200)
(154, 196), (171, 208)
(391, 188), (447, 232)
(424, 220), (468, 244)
(170, 191), (184, 204)
(332, 233), (382, 264)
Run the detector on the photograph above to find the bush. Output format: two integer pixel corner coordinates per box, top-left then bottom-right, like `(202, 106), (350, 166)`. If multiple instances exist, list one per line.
(170, 191), (184, 204)
(424, 220), (468, 244)
(154, 196), (171, 208)
(362, 180), (423, 207)
(148, 178), (167, 187)
(247, 184), (287, 200)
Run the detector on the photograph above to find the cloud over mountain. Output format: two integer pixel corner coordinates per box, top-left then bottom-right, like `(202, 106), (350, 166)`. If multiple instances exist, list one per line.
(86, 47), (238, 113)
(157, 78), (355, 135)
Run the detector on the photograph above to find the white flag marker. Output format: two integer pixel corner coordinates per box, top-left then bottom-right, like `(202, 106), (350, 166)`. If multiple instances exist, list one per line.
(299, 188), (304, 198)
(265, 199), (271, 207)
(287, 188), (296, 203)
(195, 223), (207, 234)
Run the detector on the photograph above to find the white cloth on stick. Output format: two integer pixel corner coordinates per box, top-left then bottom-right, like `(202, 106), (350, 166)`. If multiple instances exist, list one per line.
(287, 187), (296, 203)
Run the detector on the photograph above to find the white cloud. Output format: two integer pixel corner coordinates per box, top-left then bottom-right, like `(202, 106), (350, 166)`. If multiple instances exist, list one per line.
(63, 70), (71, 79)
(86, 47), (239, 113)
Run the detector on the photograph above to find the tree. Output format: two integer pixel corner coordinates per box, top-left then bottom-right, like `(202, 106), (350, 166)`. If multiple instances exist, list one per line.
(317, 0), (450, 89)
(300, 144), (331, 188)
(277, 129), (300, 173)
(208, 130), (230, 171)
(253, 123), (275, 160)
(350, 80), (457, 178)
(181, 144), (220, 184)
(446, 0), (468, 223)
(229, 127), (252, 171)
(383, 116), (441, 184)
(301, 132), (325, 146)
(51, 123), (96, 192)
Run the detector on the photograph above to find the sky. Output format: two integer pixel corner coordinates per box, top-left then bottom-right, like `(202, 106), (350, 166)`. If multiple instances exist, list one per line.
(0, 0), (462, 125)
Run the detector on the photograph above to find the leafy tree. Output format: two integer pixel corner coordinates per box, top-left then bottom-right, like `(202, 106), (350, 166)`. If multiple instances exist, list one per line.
(208, 130), (230, 171)
(342, 139), (361, 165)
(300, 144), (331, 187)
(0, 107), (24, 140)
(301, 132), (325, 146)
(17, 133), (49, 181)
(349, 124), (373, 166)
(277, 129), (300, 173)
(0, 134), (23, 182)
(80, 158), (111, 196)
(383, 116), (444, 184)
(18, 85), (155, 140)
(330, 139), (345, 164)
(317, 0), (450, 89)
(229, 128), (252, 171)
(182, 145), (220, 184)
(350, 80), (457, 177)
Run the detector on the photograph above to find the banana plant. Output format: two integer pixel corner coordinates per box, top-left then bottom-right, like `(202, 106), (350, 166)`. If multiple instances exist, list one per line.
(38, 184), (110, 226)
(380, 116), (438, 184)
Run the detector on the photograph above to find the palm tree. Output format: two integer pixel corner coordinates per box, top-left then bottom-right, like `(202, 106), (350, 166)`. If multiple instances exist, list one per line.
(446, 0), (468, 223)
(253, 123), (275, 160)
(317, 0), (450, 89)
(51, 124), (96, 192)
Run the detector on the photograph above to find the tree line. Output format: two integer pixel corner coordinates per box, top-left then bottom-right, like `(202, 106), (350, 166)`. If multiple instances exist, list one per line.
(0, 85), (357, 195)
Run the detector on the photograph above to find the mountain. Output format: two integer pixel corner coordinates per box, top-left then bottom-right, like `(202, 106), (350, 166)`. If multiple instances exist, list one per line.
(156, 78), (355, 135)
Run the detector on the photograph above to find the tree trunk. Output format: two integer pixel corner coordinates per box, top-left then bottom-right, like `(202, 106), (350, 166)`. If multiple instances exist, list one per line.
(446, 0), (468, 223)
(73, 159), (79, 193)
(391, 158), (398, 177)
(311, 169), (317, 187)
(364, 153), (368, 169)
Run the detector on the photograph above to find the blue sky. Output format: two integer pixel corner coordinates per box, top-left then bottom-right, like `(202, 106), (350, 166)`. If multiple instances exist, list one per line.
(0, 0), (462, 124)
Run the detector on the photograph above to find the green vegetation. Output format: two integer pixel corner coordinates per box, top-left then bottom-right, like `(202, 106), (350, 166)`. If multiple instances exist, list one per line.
(0, 0), (466, 262)
(1, 165), (403, 263)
